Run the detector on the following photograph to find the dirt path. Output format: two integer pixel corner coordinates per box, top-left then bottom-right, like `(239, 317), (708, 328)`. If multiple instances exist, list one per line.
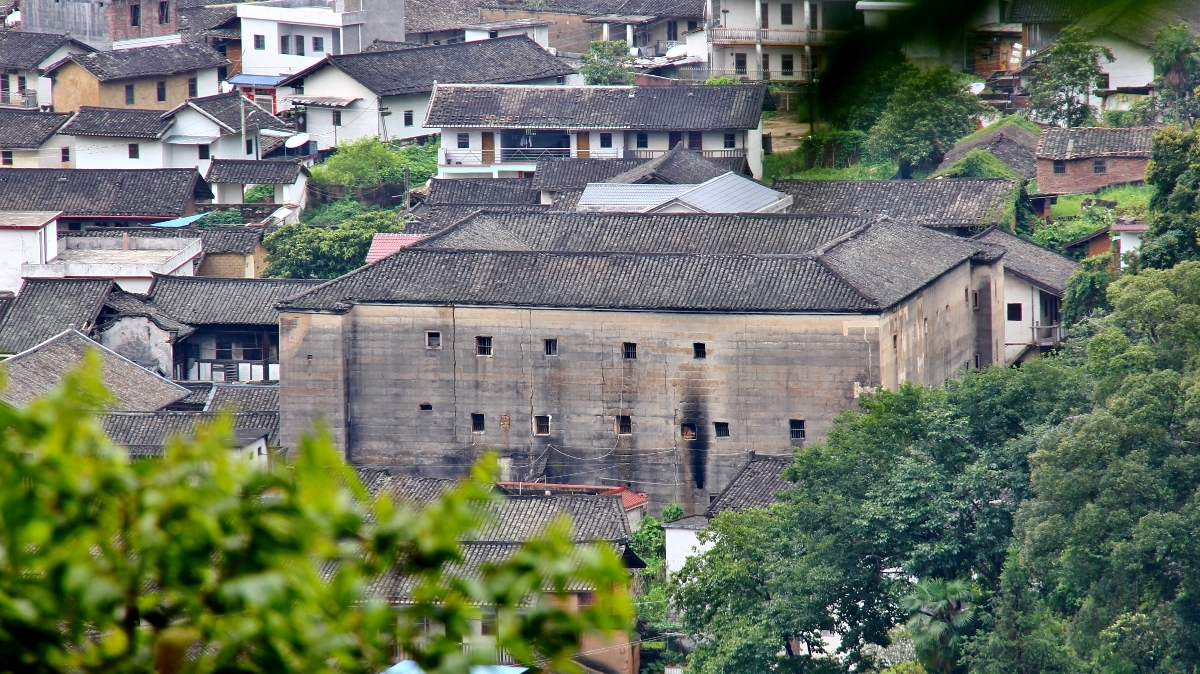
(763, 114), (810, 153)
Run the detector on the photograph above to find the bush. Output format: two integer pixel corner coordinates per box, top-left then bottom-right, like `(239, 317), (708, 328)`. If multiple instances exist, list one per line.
(309, 136), (439, 187)
(264, 209), (406, 279)
(301, 197), (374, 227)
(243, 184), (274, 203)
(200, 208), (244, 225)
(933, 148), (1021, 179)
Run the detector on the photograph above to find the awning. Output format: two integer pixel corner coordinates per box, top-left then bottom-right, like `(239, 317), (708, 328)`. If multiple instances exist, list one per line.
(164, 134), (220, 145)
(285, 95), (361, 108)
(228, 73), (290, 87)
(149, 212), (213, 228)
(259, 128), (297, 138)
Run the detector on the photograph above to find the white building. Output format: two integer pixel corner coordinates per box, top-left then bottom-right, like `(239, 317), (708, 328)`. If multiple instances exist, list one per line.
(463, 18), (552, 47)
(0, 211), (60, 293)
(23, 234), (201, 293)
(0, 31), (93, 110)
(0, 109), (72, 168)
(277, 36), (573, 149)
(425, 83), (766, 178)
(206, 159), (309, 206)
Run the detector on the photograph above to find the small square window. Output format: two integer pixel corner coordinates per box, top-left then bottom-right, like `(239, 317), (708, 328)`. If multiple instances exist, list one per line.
(419, 403), (433, 411)
(457, 133), (470, 149)
(693, 342), (706, 359)
(476, 336), (492, 356)
(544, 338), (558, 356)
(1007, 303), (1023, 321)
(254, 34), (266, 50)
(128, 143), (140, 159)
(789, 419), (805, 441)
(714, 422), (729, 438)
(1053, 159), (1066, 174)
(188, 77), (198, 98)
(125, 84), (135, 105)
(198, 144), (209, 160)
(600, 132), (613, 148)
(313, 36), (324, 52)
(617, 415), (632, 435)
(0, 151), (11, 166)
(1093, 159), (1106, 174)
(636, 133), (648, 149)
(534, 415), (550, 435)
(488, 29), (499, 38)
(724, 133), (736, 149)
(556, 74), (566, 84)
(623, 342), (637, 359)
(471, 413), (485, 432)
(681, 423), (697, 440)
(426, 331), (442, 348)
(404, 110), (414, 127)
(60, 147), (70, 162)
(332, 110), (342, 126)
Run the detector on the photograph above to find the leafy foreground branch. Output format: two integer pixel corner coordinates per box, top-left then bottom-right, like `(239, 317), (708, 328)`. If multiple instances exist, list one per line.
(0, 354), (632, 673)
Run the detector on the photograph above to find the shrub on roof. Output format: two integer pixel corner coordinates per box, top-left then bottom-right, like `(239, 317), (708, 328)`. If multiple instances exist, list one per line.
(956, 115), (1041, 144)
(934, 149), (1022, 180)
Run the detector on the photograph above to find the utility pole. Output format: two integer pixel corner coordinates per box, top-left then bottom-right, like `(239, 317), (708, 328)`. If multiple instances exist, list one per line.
(240, 93), (248, 159)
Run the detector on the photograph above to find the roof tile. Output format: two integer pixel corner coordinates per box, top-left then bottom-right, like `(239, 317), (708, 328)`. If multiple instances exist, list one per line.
(60, 106), (174, 139)
(0, 109), (72, 149)
(1035, 126), (1155, 160)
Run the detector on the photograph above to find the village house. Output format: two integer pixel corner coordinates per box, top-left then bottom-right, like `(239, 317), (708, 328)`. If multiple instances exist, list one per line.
(275, 212), (1006, 513)
(206, 159), (309, 206)
(0, 31), (93, 110)
(972, 227), (1078, 364)
(47, 42), (228, 113)
(22, 232), (202, 292)
(178, 3), (243, 79)
(775, 177), (1021, 235)
(64, 225), (274, 277)
(1034, 126), (1154, 195)
(22, 0), (180, 48)
(277, 36), (574, 149)
(935, 121), (1040, 180)
(425, 83), (766, 179)
(1005, 0), (1085, 53)
(0, 109), (73, 168)
(59, 92), (293, 172)
(702, 0), (858, 81)
(0, 168), (211, 229)
(0, 211), (61, 293)
(576, 171), (792, 213)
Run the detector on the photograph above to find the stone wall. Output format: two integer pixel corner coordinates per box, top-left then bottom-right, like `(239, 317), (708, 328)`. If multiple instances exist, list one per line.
(1035, 157), (1148, 195)
(99, 316), (175, 377)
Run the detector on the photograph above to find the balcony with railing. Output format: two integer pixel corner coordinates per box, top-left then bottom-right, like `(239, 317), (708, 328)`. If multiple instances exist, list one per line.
(629, 148), (746, 159)
(709, 27), (843, 45)
(672, 66), (809, 81)
(0, 90), (39, 109)
(1033, 324), (1065, 349)
(442, 147), (623, 165)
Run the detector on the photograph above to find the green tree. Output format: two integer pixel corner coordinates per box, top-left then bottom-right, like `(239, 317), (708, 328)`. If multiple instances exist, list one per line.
(1152, 24), (1200, 126)
(310, 136), (439, 186)
(901, 579), (976, 674)
(0, 356), (633, 673)
(1061, 251), (1116, 325)
(825, 50), (918, 133)
(579, 40), (634, 85)
(864, 67), (986, 178)
(264, 208), (406, 278)
(1139, 125), (1200, 268)
(660, 503), (684, 522)
(1026, 27), (1113, 128)
(199, 208), (244, 225)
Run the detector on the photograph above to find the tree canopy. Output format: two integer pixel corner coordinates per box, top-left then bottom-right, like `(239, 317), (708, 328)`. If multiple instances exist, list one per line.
(1026, 27), (1112, 128)
(579, 41), (634, 85)
(263, 206), (406, 279)
(309, 137), (439, 187)
(0, 356), (634, 673)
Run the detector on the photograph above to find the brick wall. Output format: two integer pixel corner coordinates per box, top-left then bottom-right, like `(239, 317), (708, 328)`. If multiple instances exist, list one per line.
(1036, 157), (1148, 194)
(108, 0), (178, 43)
(478, 8), (602, 53)
(197, 253), (250, 277)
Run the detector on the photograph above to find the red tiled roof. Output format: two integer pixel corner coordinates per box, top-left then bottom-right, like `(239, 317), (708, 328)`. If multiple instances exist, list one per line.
(365, 233), (424, 263)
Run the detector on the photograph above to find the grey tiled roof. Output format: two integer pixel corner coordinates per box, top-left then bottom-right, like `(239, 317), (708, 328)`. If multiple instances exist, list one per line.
(0, 110), (72, 149)
(361, 39), (427, 52)
(1006, 0), (1093, 22)
(282, 36), (573, 97)
(477, 495), (632, 542)
(181, 91), (289, 133)
(178, 3), (238, 34)
(938, 125), (1040, 179)
(0, 278), (112, 354)
(207, 384), (279, 411)
(0, 168), (203, 217)
(206, 159), (304, 184)
(776, 178), (1019, 228)
(0, 31), (92, 70)
(706, 454), (791, 516)
(973, 226), (1080, 295)
(426, 84), (765, 130)
(416, 211), (867, 253)
(69, 226), (265, 254)
(403, 0), (481, 34)
(404, 205), (546, 234)
(0, 330), (190, 411)
(99, 410), (279, 457)
(532, 158), (646, 190)
(147, 275), (322, 326)
(51, 42), (229, 81)
(1035, 126), (1155, 160)
(60, 107), (174, 139)
(606, 144), (731, 184)
(283, 216), (998, 314)
(100, 290), (195, 338)
(425, 178), (539, 205)
(1075, 0), (1200, 50)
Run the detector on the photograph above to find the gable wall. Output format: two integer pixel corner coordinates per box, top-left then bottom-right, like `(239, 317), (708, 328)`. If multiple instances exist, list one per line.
(1035, 156), (1147, 194)
(50, 62), (102, 112)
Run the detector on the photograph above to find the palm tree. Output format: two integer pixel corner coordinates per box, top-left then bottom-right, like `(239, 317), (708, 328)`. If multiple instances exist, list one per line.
(1151, 24), (1200, 126)
(901, 578), (976, 674)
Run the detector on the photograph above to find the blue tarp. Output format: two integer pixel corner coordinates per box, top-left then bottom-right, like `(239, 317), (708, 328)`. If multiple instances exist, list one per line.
(228, 73), (290, 86)
(383, 661), (527, 674)
(149, 212), (211, 228)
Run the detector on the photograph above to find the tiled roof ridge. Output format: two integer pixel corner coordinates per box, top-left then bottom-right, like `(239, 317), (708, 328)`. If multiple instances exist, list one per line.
(4, 328), (190, 395)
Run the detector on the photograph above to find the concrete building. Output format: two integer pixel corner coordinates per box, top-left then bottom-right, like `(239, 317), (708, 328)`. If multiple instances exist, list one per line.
(22, 233), (202, 293)
(973, 227), (1078, 364)
(1034, 127), (1154, 195)
(277, 36), (573, 148)
(0, 31), (93, 110)
(46, 42), (227, 113)
(0, 109), (73, 168)
(463, 18), (552, 47)
(276, 212), (1006, 512)
(425, 83), (766, 179)
(206, 159), (309, 206)
(0, 211), (60, 293)
(703, 0), (858, 81)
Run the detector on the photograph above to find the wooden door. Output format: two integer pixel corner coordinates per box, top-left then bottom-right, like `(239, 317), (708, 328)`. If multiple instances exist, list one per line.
(482, 132), (495, 164)
(576, 132), (590, 158)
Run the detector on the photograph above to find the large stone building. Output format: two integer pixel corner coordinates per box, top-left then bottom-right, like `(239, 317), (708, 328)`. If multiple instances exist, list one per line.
(276, 212), (1006, 513)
